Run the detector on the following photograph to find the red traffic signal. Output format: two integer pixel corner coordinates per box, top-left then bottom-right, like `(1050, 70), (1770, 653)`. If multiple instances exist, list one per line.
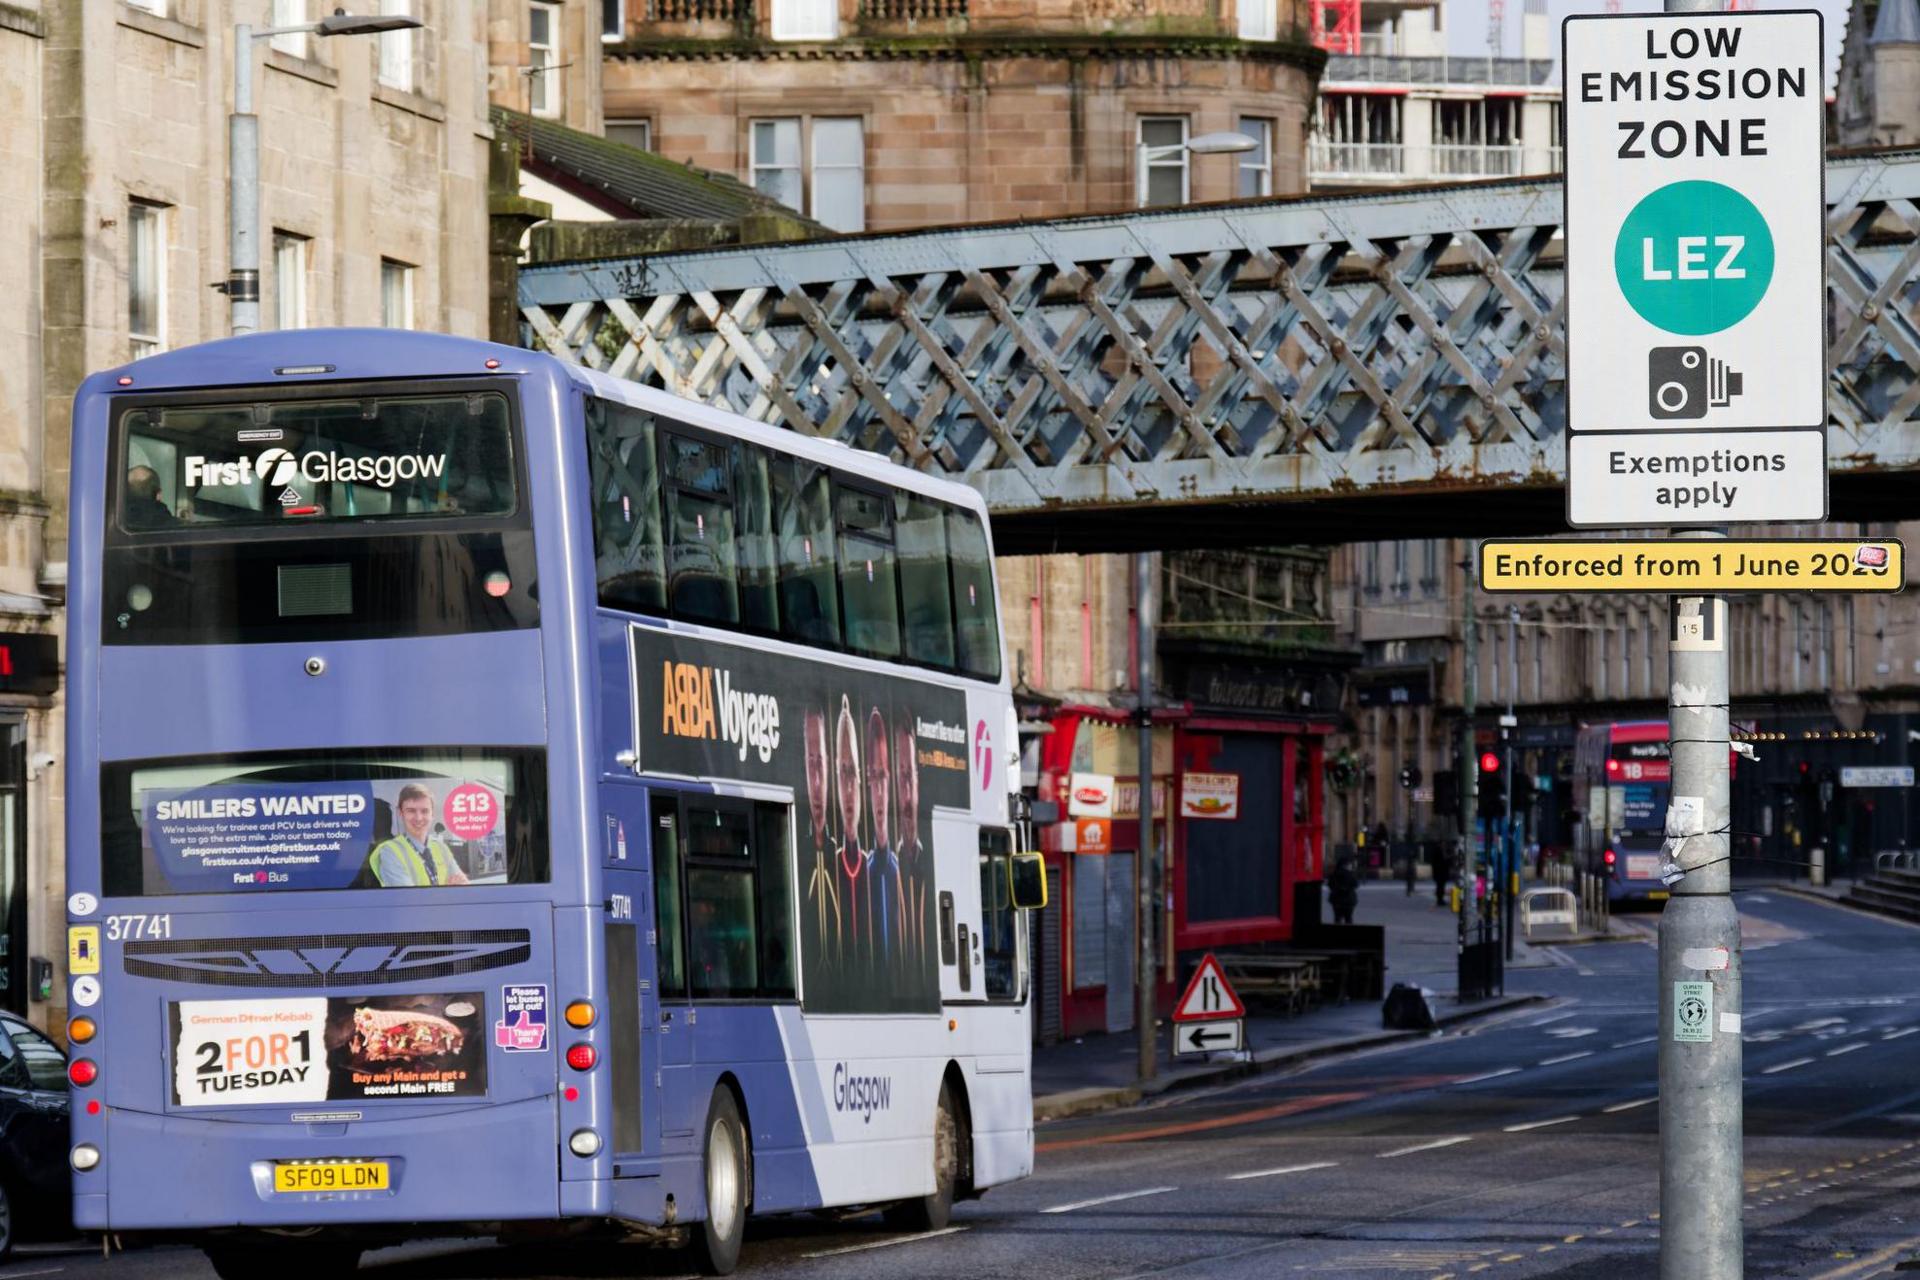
(1479, 752), (1501, 774)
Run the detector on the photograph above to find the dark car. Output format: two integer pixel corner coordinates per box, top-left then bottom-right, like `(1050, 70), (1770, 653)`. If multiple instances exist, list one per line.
(0, 1012), (70, 1259)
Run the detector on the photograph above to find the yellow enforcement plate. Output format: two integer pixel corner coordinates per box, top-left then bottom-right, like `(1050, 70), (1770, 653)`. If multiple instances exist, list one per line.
(1649, 891), (1671, 901)
(1478, 539), (1904, 594)
(273, 1160), (390, 1193)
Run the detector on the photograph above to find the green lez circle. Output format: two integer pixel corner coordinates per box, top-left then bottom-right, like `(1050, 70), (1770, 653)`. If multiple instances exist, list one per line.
(1612, 180), (1774, 336)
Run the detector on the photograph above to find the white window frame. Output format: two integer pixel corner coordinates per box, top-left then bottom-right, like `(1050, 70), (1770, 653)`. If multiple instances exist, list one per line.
(273, 231), (310, 331)
(123, 0), (168, 14)
(1237, 116), (1274, 197)
(271, 0), (308, 59)
(1136, 116), (1190, 208)
(809, 117), (865, 233)
(529, 1), (562, 118)
(603, 0), (625, 42)
(129, 200), (167, 359)
(607, 118), (653, 151)
(380, 258), (415, 330)
(749, 117), (804, 211)
(1238, 0), (1276, 41)
(378, 0), (414, 91)
(771, 0), (838, 41)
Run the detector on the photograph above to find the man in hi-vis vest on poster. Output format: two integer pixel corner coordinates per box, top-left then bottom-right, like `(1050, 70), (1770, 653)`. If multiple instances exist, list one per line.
(370, 784), (470, 887)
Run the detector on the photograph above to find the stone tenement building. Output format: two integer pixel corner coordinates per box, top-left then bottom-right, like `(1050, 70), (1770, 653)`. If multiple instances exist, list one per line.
(601, 0), (1325, 231)
(0, 0), (611, 1031)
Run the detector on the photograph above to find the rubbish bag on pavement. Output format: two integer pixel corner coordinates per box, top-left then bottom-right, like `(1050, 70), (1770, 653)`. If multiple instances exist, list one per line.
(1381, 982), (1438, 1032)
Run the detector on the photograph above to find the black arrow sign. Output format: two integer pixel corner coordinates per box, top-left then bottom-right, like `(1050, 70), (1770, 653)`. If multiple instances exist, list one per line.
(1184, 1024), (1236, 1050)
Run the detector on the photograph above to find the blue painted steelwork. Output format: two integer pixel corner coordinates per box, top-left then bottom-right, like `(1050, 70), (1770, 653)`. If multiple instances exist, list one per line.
(518, 150), (1920, 525)
(65, 330), (1028, 1254)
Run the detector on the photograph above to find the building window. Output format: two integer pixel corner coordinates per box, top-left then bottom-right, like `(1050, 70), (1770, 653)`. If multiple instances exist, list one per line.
(1316, 93), (1404, 176)
(529, 2), (562, 118)
(603, 0), (624, 41)
(1238, 0), (1276, 41)
(378, 0), (414, 91)
(607, 119), (652, 151)
(128, 200), (166, 359)
(380, 258), (414, 329)
(1237, 117), (1274, 197)
(771, 0), (837, 41)
(811, 118), (865, 233)
(273, 231), (309, 330)
(271, 0), (308, 59)
(1137, 116), (1189, 208)
(751, 117), (864, 232)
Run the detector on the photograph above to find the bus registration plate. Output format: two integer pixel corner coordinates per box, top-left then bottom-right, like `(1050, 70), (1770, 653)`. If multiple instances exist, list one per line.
(272, 1160), (389, 1193)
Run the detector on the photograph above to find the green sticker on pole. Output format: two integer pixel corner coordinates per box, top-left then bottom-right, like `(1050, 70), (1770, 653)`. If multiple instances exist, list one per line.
(1673, 980), (1714, 1044)
(1614, 181), (1775, 337)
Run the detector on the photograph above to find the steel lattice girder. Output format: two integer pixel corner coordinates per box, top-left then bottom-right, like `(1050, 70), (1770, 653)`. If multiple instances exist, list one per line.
(519, 149), (1920, 528)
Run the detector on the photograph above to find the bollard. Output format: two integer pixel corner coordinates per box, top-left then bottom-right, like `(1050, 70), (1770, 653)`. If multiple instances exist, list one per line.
(1810, 845), (1826, 888)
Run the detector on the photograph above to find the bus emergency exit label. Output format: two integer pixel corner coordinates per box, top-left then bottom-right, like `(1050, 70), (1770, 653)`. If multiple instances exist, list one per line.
(1563, 10), (1826, 527)
(1478, 539), (1904, 594)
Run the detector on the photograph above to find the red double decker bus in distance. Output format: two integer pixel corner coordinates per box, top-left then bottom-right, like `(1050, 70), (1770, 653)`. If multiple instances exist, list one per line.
(1573, 722), (1673, 905)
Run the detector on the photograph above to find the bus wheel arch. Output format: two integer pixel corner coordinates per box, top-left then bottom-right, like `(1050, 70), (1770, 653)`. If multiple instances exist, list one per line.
(942, 1061), (977, 1199)
(884, 1063), (970, 1231)
(691, 1080), (752, 1276)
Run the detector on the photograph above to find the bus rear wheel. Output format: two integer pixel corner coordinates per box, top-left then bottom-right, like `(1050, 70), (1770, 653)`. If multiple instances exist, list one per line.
(691, 1088), (750, 1276)
(884, 1079), (958, 1232)
(204, 1242), (362, 1279)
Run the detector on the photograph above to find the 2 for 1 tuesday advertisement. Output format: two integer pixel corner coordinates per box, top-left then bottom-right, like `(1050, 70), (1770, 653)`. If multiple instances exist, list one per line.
(170, 992), (488, 1107)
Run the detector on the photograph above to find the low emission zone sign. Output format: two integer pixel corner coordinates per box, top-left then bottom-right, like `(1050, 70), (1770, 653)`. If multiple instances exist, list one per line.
(1563, 10), (1825, 527)
(1478, 539), (1903, 594)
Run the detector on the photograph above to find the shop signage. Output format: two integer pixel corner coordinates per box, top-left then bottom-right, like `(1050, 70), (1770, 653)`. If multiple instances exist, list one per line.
(1113, 778), (1171, 821)
(1067, 772), (1115, 818)
(1841, 766), (1914, 789)
(1180, 772), (1241, 821)
(0, 632), (58, 696)
(1074, 817), (1112, 854)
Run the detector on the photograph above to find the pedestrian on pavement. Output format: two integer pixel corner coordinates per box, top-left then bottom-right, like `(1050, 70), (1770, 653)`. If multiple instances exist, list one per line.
(1328, 853), (1360, 925)
(1427, 841), (1449, 907)
(1403, 841), (1418, 896)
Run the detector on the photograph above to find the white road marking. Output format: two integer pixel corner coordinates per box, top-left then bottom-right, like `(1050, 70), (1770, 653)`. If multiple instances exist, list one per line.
(1041, 1187), (1177, 1213)
(1763, 1057), (1817, 1075)
(1604, 1097), (1657, 1113)
(1527, 1010), (1580, 1027)
(1612, 1035), (1657, 1049)
(1504, 1115), (1582, 1133)
(801, 1227), (969, 1257)
(1226, 1161), (1340, 1182)
(1827, 1042), (1869, 1058)
(1546, 1027), (1598, 1039)
(1746, 894), (1771, 903)
(1540, 1051), (1595, 1066)
(1456, 1067), (1522, 1084)
(1884, 1027), (1920, 1041)
(1379, 1136), (1474, 1159)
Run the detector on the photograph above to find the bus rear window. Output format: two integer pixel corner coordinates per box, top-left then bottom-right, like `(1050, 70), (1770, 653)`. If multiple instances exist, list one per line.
(116, 392), (516, 530)
(99, 747), (549, 898)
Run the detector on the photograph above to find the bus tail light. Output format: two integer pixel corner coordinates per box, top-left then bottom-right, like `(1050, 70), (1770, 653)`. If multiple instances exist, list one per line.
(565, 1044), (597, 1071)
(568, 1129), (602, 1157)
(68, 1016), (97, 1044)
(71, 1144), (101, 1172)
(69, 1058), (99, 1087)
(565, 1001), (595, 1029)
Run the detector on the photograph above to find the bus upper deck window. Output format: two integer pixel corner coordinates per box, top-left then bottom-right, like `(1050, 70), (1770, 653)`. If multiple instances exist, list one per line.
(772, 460), (840, 649)
(588, 399), (666, 614)
(835, 485), (899, 660)
(664, 434), (739, 626)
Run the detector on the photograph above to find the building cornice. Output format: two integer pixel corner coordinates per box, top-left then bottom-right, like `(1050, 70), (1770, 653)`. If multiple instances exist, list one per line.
(605, 31), (1327, 74)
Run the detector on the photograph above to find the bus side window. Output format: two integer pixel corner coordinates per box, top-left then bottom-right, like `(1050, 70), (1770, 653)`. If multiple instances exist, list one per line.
(895, 491), (955, 668)
(651, 799), (688, 999)
(978, 827), (1018, 1001)
(663, 433), (740, 625)
(736, 445), (778, 634)
(772, 459), (841, 648)
(753, 802), (797, 999)
(586, 398), (666, 613)
(835, 484), (900, 659)
(946, 507), (1001, 681)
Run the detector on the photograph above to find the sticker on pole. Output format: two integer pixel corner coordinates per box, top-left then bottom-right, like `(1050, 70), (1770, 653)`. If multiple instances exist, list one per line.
(1563, 10), (1826, 527)
(1173, 954), (1245, 1023)
(1672, 980), (1714, 1043)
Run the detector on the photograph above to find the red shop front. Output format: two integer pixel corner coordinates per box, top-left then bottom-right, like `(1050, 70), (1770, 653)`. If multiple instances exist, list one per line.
(1032, 705), (1333, 1041)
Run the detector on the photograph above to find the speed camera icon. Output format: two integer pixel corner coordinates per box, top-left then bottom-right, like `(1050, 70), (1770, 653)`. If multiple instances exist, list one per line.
(1649, 346), (1744, 420)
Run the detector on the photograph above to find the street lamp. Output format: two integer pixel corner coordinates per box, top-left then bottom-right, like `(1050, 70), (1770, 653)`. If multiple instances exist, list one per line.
(1136, 132), (1259, 205)
(227, 7), (425, 335)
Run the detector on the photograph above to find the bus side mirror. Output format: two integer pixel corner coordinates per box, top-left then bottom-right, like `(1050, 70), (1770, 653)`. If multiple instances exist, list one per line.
(1010, 851), (1048, 911)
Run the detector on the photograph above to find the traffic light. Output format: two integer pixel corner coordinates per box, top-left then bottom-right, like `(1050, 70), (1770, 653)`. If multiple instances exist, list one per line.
(1433, 769), (1458, 816)
(1477, 753), (1504, 820)
(1479, 752), (1501, 775)
(1399, 766), (1421, 790)
(1512, 771), (1537, 813)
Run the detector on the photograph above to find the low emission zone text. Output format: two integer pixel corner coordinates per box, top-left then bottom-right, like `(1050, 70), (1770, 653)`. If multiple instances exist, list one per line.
(1478, 539), (1903, 594)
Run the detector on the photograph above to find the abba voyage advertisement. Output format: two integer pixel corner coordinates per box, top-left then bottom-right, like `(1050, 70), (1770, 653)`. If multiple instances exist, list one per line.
(633, 626), (970, 1015)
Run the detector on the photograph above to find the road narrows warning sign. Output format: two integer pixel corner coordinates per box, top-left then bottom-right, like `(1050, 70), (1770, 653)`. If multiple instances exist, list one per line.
(1563, 10), (1826, 528)
(1174, 954), (1246, 1023)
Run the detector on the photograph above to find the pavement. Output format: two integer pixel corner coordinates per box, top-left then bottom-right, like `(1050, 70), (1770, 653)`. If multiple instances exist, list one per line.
(1030, 876), (1620, 1121)
(35, 884), (1920, 1278)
